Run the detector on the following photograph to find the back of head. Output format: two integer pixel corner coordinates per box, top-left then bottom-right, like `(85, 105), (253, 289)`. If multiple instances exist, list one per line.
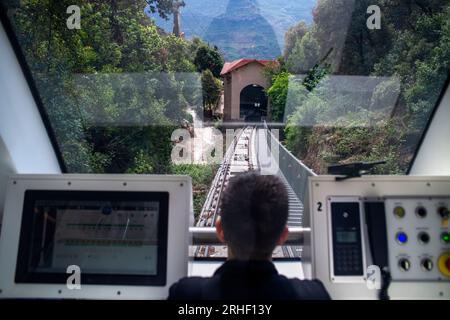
(219, 172), (289, 260)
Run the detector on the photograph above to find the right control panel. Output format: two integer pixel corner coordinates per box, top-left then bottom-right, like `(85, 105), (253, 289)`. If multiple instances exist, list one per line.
(385, 197), (450, 281)
(310, 176), (450, 299)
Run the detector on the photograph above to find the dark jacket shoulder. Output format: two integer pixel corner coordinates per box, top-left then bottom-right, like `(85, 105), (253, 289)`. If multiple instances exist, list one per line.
(287, 278), (331, 300)
(168, 261), (330, 300)
(168, 277), (210, 300)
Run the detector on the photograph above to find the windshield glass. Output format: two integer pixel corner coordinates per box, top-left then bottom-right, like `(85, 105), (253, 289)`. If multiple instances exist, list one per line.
(2, 0), (449, 226)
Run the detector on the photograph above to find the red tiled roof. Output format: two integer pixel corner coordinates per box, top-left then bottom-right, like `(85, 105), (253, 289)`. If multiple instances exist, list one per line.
(220, 59), (275, 76)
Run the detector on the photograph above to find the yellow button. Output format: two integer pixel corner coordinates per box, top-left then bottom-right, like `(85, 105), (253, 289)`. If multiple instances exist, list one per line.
(393, 206), (405, 218)
(437, 253), (450, 277)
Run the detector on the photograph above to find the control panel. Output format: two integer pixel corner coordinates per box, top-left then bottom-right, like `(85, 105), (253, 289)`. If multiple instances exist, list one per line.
(309, 176), (450, 300)
(0, 174), (193, 300)
(385, 197), (450, 280)
(328, 198), (366, 281)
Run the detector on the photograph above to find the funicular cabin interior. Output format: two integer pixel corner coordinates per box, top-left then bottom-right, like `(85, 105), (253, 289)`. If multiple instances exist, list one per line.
(0, 1), (449, 301)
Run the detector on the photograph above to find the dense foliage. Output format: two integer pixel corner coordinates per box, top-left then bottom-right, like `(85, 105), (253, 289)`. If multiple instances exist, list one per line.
(201, 69), (223, 113)
(7, 0), (198, 173)
(171, 164), (218, 219)
(284, 21), (308, 60)
(267, 0), (450, 174)
(4, 0), (449, 219)
(266, 72), (290, 122)
(4, 0), (223, 217)
(194, 42), (225, 78)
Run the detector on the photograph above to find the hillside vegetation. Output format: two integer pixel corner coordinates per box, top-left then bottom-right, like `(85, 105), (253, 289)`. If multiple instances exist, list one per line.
(4, 0), (224, 217)
(267, 0), (449, 174)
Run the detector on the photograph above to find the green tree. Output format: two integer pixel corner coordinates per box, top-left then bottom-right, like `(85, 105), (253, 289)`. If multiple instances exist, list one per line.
(171, 164), (218, 220)
(284, 21), (309, 60)
(267, 72), (290, 122)
(201, 69), (223, 111)
(8, 0), (202, 173)
(311, 0), (355, 71)
(282, 0), (450, 175)
(374, 5), (450, 124)
(286, 31), (321, 74)
(144, 0), (178, 19)
(194, 44), (225, 78)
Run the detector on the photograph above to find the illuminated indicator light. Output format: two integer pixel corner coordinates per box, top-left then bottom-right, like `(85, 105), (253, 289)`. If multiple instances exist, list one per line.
(443, 219), (449, 228)
(393, 206), (405, 218)
(442, 232), (450, 244)
(396, 232), (408, 244)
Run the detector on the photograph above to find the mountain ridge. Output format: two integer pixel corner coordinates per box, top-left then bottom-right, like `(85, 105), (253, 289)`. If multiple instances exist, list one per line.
(147, 0), (316, 60)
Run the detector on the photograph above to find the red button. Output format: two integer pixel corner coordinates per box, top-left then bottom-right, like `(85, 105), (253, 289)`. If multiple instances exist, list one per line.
(446, 258), (450, 271)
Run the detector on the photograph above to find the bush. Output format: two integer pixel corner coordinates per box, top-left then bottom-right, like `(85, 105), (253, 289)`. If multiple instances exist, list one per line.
(170, 164), (219, 220)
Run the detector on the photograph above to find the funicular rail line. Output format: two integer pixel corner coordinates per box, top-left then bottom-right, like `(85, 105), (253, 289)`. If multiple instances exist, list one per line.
(193, 124), (314, 259)
(194, 126), (256, 258)
(197, 126), (256, 228)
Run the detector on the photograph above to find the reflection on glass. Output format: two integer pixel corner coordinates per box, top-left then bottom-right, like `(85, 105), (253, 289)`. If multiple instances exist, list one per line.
(2, 0), (449, 229)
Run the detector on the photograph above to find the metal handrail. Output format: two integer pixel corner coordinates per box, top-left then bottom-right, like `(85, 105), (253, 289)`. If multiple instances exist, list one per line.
(263, 121), (316, 176)
(194, 123), (316, 247)
(190, 226), (310, 245)
(262, 121), (317, 227)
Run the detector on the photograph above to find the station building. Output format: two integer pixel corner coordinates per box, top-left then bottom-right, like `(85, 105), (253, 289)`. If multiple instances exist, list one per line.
(221, 59), (276, 122)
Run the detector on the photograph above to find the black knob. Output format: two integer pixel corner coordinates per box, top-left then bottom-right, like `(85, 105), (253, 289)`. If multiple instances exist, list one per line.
(438, 206), (450, 219)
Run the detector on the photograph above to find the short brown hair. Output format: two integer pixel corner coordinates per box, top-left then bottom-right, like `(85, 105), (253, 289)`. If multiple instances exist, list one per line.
(219, 172), (289, 260)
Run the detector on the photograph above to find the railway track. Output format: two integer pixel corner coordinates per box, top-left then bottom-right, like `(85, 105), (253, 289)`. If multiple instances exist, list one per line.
(196, 126), (256, 228)
(194, 126), (257, 259)
(194, 126), (301, 259)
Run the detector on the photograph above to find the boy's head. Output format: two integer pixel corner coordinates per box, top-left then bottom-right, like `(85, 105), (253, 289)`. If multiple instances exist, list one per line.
(216, 172), (289, 260)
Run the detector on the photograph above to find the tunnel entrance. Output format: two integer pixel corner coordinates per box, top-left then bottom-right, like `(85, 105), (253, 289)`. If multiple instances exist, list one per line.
(239, 84), (267, 122)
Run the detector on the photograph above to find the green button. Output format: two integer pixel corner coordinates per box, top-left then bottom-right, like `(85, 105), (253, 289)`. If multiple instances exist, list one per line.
(442, 232), (450, 244)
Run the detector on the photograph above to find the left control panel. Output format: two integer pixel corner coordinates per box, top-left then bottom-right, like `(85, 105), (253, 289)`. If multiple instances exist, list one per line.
(0, 174), (193, 299)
